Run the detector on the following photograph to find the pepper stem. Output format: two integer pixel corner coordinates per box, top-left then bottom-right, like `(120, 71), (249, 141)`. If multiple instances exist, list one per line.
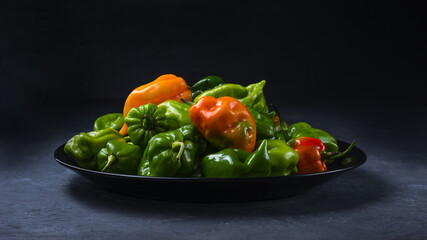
(328, 140), (356, 161)
(181, 98), (195, 106)
(270, 103), (281, 119)
(320, 151), (340, 161)
(322, 140), (356, 164)
(172, 141), (185, 161)
(101, 154), (116, 172)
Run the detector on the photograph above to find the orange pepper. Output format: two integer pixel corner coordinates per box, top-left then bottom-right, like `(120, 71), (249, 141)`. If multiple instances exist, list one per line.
(119, 74), (192, 136)
(188, 96), (256, 153)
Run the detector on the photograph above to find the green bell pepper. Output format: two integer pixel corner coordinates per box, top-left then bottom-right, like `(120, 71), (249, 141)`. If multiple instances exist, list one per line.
(288, 122), (339, 152)
(64, 128), (125, 170)
(124, 100), (192, 149)
(266, 140), (299, 176)
(97, 140), (142, 175)
(138, 124), (206, 177)
(194, 80), (269, 113)
(93, 113), (124, 132)
(191, 75), (225, 100)
(201, 140), (272, 178)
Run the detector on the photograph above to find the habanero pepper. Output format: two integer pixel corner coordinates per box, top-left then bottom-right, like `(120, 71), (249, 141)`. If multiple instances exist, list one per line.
(119, 74), (192, 136)
(247, 107), (275, 141)
(93, 113), (124, 132)
(64, 128), (126, 170)
(124, 100), (192, 149)
(194, 80), (269, 114)
(191, 75), (225, 100)
(201, 139), (271, 178)
(287, 122), (338, 153)
(97, 140), (142, 175)
(287, 136), (328, 174)
(266, 139), (299, 176)
(138, 131), (196, 177)
(137, 124), (206, 177)
(185, 96), (256, 153)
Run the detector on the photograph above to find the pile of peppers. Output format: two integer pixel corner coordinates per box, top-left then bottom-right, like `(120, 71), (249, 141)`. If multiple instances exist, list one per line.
(64, 74), (355, 177)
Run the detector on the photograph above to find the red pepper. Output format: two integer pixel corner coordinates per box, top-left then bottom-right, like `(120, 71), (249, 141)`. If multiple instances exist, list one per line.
(288, 137), (328, 174)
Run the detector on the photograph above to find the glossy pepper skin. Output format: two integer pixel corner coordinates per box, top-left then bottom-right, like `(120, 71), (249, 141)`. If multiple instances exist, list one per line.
(191, 75), (225, 100)
(266, 140), (299, 176)
(201, 140), (271, 178)
(201, 148), (250, 178)
(124, 100), (192, 149)
(176, 124), (207, 157)
(97, 140), (142, 175)
(243, 139), (272, 177)
(188, 96), (257, 153)
(64, 128), (126, 170)
(138, 124), (206, 177)
(247, 107), (275, 141)
(194, 80), (269, 114)
(93, 113), (124, 132)
(119, 74), (192, 136)
(286, 122), (311, 141)
(287, 122), (338, 153)
(288, 137), (328, 174)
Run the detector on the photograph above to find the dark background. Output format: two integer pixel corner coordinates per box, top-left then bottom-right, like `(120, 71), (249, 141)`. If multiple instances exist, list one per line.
(1, 1), (425, 108)
(1, 1), (426, 239)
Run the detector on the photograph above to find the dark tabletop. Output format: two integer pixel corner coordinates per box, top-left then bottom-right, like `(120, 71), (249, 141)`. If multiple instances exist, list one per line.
(1, 99), (426, 240)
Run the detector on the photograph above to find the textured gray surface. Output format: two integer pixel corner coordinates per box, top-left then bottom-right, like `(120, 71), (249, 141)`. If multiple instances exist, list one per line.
(1, 100), (426, 240)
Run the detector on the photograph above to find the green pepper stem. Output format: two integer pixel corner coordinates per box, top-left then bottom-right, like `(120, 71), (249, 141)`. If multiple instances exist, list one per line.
(324, 140), (356, 163)
(331, 140), (355, 160)
(180, 98), (195, 106)
(101, 154), (116, 172)
(172, 141), (185, 161)
(320, 151), (340, 161)
(339, 140), (356, 157)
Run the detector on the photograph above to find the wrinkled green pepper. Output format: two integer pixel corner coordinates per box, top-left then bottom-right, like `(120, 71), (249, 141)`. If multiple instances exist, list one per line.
(266, 139), (299, 176)
(64, 128), (125, 170)
(201, 140), (272, 178)
(124, 100), (192, 149)
(176, 124), (207, 156)
(93, 113), (124, 132)
(138, 124), (206, 177)
(97, 140), (142, 175)
(177, 124), (207, 177)
(191, 75), (225, 99)
(247, 108), (275, 141)
(288, 122), (338, 152)
(194, 80), (269, 114)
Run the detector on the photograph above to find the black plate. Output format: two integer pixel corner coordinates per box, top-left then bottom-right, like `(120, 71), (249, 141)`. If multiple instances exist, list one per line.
(54, 140), (366, 202)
